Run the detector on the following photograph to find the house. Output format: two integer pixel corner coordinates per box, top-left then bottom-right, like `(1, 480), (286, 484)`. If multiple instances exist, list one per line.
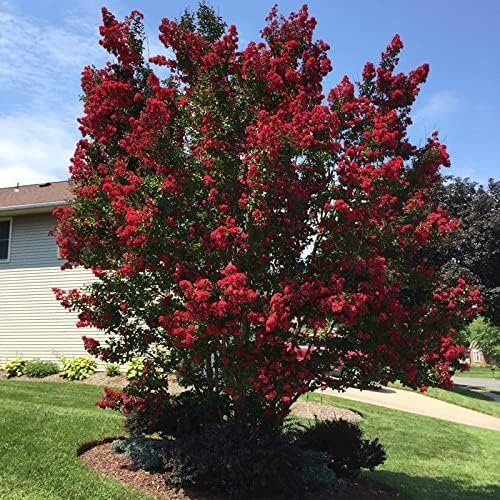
(0, 181), (99, 366)
(468, 341), (495, 368)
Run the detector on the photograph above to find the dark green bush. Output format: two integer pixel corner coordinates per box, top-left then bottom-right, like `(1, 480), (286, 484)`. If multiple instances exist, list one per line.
(110, 438), (128, 454)
(124, 391), (231, 437)
(296, 418), (386, 478)
(300, 449), (341, 491)
(110, 437), (165, 471)
(164, 420), (330, 499)
(125, 436), (165, 472)
(124, 408), (152, 436)
(24, 360), (59, 378)
(157, 391), (230, 438)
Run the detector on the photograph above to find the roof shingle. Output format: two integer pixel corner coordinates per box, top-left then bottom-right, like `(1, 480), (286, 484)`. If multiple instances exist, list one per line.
(0, 181), (72, 209)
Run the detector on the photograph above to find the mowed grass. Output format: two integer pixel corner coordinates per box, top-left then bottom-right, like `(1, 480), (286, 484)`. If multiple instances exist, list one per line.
(455, 366), (499, 379)
(0, 380), (146, 500)
(390, 381), (500, 418)
(1, 380), (499, 500)
(305, 392), (500, 500)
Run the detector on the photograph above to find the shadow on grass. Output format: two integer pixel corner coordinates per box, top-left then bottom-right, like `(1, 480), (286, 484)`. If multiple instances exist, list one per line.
(453, 386), (498, 402)
(371, 470), (500, 500)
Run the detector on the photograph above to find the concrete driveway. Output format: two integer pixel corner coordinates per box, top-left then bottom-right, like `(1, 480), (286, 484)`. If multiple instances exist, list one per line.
(321, 386), (500, 432)
(453, 376), (500, 391)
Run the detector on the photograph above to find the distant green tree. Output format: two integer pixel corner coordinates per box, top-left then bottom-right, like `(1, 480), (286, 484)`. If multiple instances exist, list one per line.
(461, 316), (500, 366)
(432, 178), (500, 326)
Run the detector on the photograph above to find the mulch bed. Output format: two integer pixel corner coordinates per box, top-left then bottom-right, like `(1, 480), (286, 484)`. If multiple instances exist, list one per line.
(0, 372), (128, 387)
(0, 372), (185, 392)
(290, 401), (362, 422)
(80, 441), (400, 500)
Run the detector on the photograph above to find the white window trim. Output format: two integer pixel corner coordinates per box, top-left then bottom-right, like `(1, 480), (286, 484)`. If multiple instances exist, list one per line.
(472, 350), (481, 363)
(0, 217), (13, 263)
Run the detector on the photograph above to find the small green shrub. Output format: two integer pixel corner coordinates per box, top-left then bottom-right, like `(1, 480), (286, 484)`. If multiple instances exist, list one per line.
(60, 356), (97, 381)
(296, 418), (386, 479)
(300, 449), (341, 491)
(24, 360), (59, 378)
(4, 357), (27, 378)
(105, 363), (120, 377)
(125, 357), (144, 380)
(125, 436), (165, 471)
(110, 438), (128, 454)
(110, 437), (165, 471)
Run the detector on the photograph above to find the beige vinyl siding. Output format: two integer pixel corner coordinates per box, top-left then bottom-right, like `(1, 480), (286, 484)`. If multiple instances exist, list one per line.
(0, 213), (101, 366)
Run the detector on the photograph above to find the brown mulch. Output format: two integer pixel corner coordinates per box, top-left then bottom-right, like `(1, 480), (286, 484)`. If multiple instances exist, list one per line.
(80, 441), (400, 500)
(290, 401), (362, 423)
(0, 372), (128, 387)
(0, 372), (185, 392)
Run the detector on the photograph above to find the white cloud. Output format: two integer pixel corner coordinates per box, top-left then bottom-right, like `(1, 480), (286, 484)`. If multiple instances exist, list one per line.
(414, 90), (459, 125)
(0, 113), (76, 187)
(0, 1), (103, 187)
(0, 2), (102, 110)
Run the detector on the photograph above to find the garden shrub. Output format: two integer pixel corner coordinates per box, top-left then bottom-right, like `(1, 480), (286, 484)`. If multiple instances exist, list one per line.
(24, 360), (59, 378)
(296, 418), (386, 478)
(110, 438), (128, 454)
(105, 362), (120, 377)
(123, 391), (229, 437)
(111, 437), (165, 471)
(124, 408), (153, 436)
(124, 436), (165, 472)
(4, 357), (27, 378)
(163, 419), (333, 499)
(156, 391), (230, 438)
(299, 449), (342, 491)
(60, 356), (97, 381)
(125, 357), (144, 380)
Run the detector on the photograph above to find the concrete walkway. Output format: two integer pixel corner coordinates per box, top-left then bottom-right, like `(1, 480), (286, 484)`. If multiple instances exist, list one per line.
(321, 386), (500, 432)
(453, 376), (500, 391)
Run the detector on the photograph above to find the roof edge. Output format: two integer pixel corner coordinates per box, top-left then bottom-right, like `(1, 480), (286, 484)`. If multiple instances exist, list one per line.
(0, 200), (68, 215)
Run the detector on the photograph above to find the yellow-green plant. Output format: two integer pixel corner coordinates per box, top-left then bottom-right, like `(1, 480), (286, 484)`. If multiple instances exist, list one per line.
(126, 357), (144, 380)
(60, 356), (97, 381)
(4, 356), (27, 378)
(105, 362), (121, 377)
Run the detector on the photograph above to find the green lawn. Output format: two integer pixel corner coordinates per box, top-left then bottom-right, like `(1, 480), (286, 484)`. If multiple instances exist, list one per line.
(305, 392), (500, 500)
(1, 380), (499, 500)
(390, 382), (500, 418)
(0, 380), (146, 500)
(455, 366), (499, 379)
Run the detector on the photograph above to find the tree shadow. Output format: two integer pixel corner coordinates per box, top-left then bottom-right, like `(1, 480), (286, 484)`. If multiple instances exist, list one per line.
(453, 386), (499, 402)
(369, 470), (500, 500)
(368, 387), (397, 394)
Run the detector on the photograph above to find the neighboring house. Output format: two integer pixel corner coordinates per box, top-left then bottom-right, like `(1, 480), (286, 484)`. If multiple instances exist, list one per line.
(468, 341), (495, 367)
(0, 181), (98, 365)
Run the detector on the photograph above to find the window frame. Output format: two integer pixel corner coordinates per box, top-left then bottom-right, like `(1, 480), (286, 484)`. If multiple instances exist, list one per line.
(0, 217), (13, 263)
(471, 350), (481, 363)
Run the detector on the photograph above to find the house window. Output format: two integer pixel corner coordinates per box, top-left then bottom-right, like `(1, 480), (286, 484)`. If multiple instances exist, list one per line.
(0, 218), (12, 261)
(472, 350), (481, 363)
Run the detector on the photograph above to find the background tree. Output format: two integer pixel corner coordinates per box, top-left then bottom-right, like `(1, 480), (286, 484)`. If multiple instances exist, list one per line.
(54, 4), (481, 426)
(459, 316), (500, 366)
(433, 177), (499, 325)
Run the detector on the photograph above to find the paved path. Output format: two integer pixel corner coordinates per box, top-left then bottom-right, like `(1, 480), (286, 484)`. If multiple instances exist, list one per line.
(321, 386), (500, 432)
(453, 376), (500, 391)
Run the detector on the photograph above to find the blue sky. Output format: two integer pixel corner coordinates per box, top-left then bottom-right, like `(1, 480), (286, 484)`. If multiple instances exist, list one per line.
(0, 0), (498, 187)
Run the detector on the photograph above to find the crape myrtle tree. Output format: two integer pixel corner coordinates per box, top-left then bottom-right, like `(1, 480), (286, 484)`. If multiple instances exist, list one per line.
(54, 4), (481, 425)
